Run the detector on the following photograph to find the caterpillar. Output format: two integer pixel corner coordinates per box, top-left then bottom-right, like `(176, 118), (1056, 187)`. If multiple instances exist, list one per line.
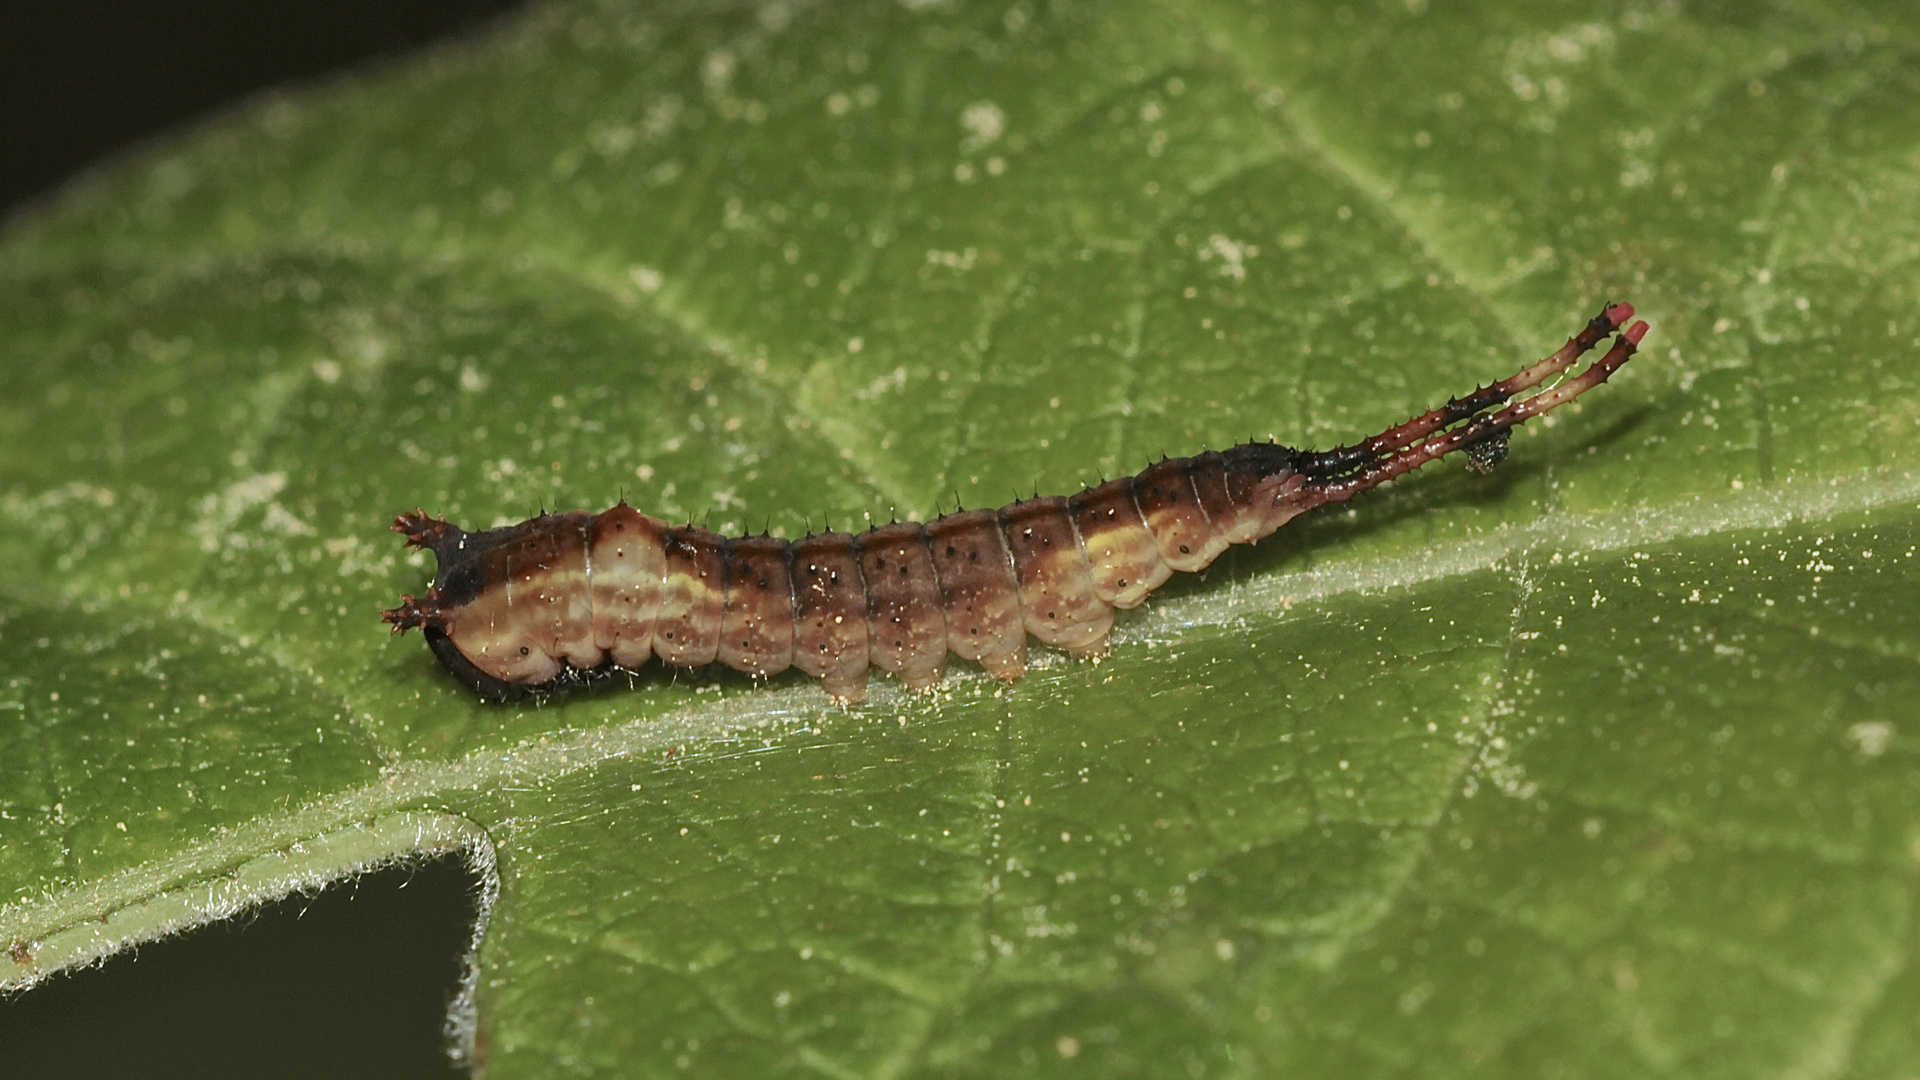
(384, 304), (1649, 702)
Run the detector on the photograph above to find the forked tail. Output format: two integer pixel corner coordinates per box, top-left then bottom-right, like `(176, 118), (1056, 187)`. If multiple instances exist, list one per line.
(1292, 303), (1649, 512)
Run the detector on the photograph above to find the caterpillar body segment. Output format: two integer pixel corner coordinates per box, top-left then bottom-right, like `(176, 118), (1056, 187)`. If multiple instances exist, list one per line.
(1000, 496), (1114, 656)
(385, 305), (1649, 702)
(718, 534), (795, 678)
(925, 509), (1027, 681)
(859, 522), (949, 690)
(787, 531), (872, 699)
(651, 526), (726, 668)
(1069, 477), (1174, 608)
(586, 503), (666, 669)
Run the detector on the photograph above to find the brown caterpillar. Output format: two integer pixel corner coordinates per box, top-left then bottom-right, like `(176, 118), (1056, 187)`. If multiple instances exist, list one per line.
(384, 304), (1649, 702)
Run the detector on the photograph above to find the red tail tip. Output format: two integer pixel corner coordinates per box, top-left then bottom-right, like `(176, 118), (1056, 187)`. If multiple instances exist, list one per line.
(1624, 320), (1650, 345)
(1603, 302), (1635, 327)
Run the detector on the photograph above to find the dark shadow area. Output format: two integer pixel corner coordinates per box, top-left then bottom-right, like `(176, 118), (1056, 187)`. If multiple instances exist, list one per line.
(1, 0), (531, 220)
(0, 856), (482, 1080)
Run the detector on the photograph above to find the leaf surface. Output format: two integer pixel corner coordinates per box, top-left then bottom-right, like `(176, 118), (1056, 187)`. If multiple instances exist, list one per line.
(4, 1), (1919, 1075)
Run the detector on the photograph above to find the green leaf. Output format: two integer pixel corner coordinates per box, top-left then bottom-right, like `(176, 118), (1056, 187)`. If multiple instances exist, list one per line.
(5, 0), (1919, 1075)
